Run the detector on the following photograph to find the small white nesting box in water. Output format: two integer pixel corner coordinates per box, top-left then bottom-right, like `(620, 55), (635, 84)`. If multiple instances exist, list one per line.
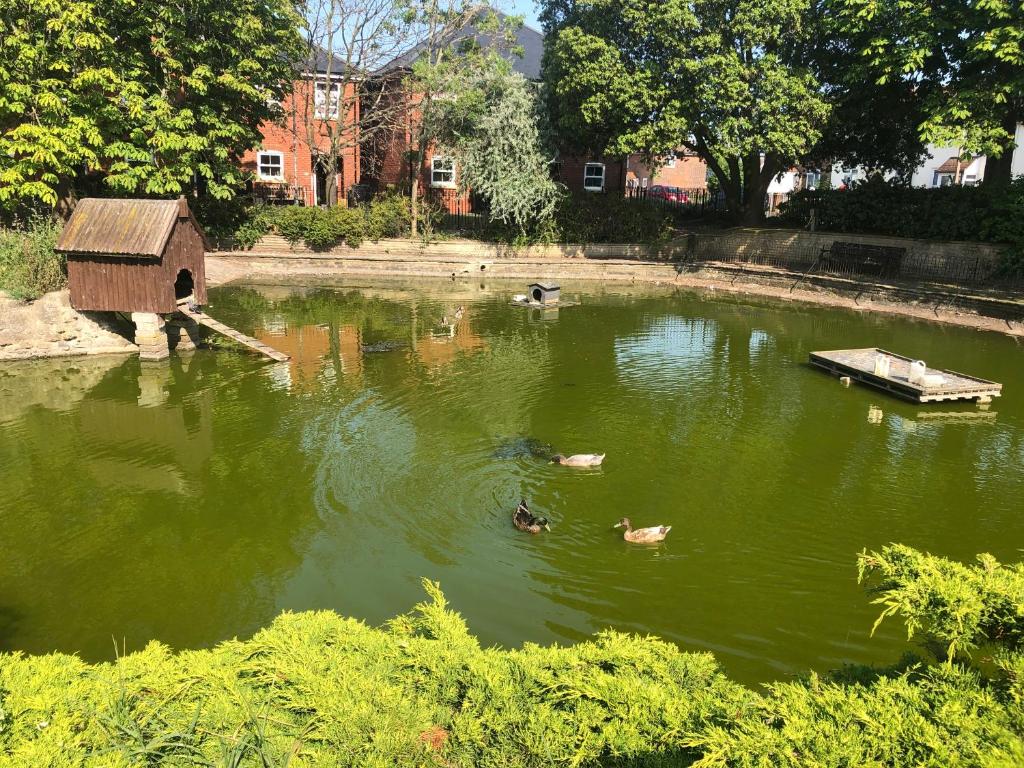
(529, 282), (560, 305)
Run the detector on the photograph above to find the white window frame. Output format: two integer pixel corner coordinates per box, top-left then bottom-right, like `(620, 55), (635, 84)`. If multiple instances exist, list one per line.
(256, 151), (285, 181)
(314, 81), (341, 120)
(664, 155), (677, 168)
(430, 156), (456, 188)
(640, 177), (648, 189)
(583, 162), (605, 192)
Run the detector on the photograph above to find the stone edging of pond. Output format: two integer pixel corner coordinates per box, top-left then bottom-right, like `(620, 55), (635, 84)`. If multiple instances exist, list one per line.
(206, 252), (1024, 339)
(0, 290), (137, 361)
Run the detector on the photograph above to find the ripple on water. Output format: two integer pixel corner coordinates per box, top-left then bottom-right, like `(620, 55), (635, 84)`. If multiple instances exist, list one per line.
(0, 282), (1021, 684)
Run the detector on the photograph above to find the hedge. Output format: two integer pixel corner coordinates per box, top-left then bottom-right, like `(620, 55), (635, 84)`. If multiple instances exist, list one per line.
(1, 547), (1022, 766)
(193, 193), (412, 251)
(194, 191), (678, 251)
(778, 177), (1024, 248)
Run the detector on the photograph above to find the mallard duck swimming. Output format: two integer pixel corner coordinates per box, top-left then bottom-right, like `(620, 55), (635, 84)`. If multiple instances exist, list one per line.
(551, 453), (605, 467)
(614, 517), (671, 543)
(512, 500), (550, 534)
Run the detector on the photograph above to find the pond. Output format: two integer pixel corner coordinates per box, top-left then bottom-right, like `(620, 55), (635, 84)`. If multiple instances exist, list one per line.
(1, 278), (1021, 685)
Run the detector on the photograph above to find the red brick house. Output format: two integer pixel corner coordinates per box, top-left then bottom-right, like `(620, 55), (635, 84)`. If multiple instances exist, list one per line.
(361, 13), (627, 210)
(241, 49), (361, 207)
(626, 149), (707, 191)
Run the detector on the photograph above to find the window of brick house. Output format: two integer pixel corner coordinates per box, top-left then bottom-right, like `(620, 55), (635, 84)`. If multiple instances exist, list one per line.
(583, 163), (605, 192)
(256, 151), (284, 181)
(314, 81), (341, 119)
(665, 154), (677, 168)
(431, 156), (456, 188)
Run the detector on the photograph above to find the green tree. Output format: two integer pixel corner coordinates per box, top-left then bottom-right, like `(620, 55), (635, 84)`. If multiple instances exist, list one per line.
(805, 5), (932, 181)
(428, 64), (562, 234)
(541, 0), (830, 225)
(0, 0), (302, 213)
(0, 0), (119, 214)
(833, 0), (1024, 188)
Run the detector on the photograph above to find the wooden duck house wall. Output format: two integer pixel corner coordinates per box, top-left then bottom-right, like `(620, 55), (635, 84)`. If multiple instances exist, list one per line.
(59, 198), (208, 314)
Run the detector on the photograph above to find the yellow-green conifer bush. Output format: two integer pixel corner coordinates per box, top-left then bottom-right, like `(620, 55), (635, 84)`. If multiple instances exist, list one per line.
(0, 552), (1022, 766)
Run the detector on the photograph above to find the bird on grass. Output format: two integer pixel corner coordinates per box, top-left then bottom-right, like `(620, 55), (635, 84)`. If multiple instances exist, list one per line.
(551, 453), (605, 467)
(614, 517), (671, 543)
(512, 500), (550, 534)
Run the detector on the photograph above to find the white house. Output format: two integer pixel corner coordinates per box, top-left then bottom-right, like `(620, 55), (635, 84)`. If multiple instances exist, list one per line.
(910, 125), (1024, 187)
(911, 146), (987, 187)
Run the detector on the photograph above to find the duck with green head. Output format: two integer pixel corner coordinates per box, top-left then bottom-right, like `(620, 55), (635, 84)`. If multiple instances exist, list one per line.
(513, 500), (550, 534)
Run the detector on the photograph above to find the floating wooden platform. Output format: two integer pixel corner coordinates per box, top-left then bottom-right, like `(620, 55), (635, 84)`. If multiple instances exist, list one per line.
(178, 307), (290, 362)
(809, 348), (1001, 403)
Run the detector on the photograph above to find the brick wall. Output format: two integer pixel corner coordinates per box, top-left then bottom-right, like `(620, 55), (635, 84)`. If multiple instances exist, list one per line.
(241, 79), (361, 206)
(626, 152), (707, 190)
(557, 155), (626, 194)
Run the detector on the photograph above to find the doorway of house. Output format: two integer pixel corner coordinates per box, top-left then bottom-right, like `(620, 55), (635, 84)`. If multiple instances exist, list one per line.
(313, 157), (344, 206)
(174, 269), (195, 302)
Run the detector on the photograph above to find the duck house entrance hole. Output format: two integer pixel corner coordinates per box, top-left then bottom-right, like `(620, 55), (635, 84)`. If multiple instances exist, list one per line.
(174, 269), (195, 301)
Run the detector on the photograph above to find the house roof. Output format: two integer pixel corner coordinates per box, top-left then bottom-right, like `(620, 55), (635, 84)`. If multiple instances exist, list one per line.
(383, 9), (544, 80)
(935, 155), (980, 174)
(56, 198), (184, 258)
(306, 45), (350, 76)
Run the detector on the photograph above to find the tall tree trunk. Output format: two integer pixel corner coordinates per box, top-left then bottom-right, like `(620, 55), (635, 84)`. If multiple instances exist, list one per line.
(327, 168), (338, 206)
(55, 177), (77, 220)
(411, 176), (420, 237)
(739, 152), (781, 227)
(982, 106), (1020, 189)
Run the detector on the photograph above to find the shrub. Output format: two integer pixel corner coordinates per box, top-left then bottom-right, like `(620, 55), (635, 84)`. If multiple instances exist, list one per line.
(365, 192), (411, 240)
(778, 177), (1024, 249)
(0, 217), (66, 300)
(1, 550), (1022, 766)
(274, 205), (316, 245)
(551, 193), (676, 244)
(302, 207), (365, 250)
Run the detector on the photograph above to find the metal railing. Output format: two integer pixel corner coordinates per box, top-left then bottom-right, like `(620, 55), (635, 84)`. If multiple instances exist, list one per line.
(624, 186), (726, 217)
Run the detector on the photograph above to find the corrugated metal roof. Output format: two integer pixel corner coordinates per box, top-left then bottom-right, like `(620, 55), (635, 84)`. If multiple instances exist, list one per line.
(56, 198), (181, 258)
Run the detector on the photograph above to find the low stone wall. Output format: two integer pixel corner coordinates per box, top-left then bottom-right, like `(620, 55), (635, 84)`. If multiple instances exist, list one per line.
(0, 291), (137, 361)
(238, 234), (673, 262)
(232, 228), (1008, 284)
(687, 228), (1007, 282)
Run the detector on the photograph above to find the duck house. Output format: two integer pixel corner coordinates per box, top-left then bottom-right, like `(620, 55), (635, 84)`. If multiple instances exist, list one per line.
(57, 197), (208, 314)
(529, 282), (560, 305)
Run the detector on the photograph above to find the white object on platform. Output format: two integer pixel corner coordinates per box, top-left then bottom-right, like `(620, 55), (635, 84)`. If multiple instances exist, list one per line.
(873, 354), (891, 377)
(908, 360), (927, 385)
(923, 373), (946, 387)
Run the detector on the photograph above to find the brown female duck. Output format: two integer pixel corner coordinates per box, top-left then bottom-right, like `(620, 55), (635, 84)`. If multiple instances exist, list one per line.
(614, 517), (671, 543)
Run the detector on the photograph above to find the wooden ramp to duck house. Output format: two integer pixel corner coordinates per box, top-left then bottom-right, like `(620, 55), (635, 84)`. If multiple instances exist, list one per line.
(809, 348), (1001, 403)
(177, 305), (290, 362)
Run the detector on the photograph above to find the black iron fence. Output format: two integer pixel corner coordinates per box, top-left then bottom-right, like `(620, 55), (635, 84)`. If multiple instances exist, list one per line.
(428, 189), (491, 236)
(624, 186), (726, 217)
(427, 186), (727, 236)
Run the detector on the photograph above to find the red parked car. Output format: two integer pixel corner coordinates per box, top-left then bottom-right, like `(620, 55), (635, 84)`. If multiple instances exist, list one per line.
(648, 185), (690, 204)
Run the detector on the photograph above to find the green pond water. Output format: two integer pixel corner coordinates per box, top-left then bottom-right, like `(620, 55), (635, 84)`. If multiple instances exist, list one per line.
(1, 278), (1021, 685)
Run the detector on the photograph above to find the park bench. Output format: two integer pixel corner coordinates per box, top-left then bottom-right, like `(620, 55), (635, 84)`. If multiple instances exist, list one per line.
(816, 241), (906, 279)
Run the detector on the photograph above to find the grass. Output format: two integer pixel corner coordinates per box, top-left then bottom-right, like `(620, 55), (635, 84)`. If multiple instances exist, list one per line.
(0, 217), (66, 301)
